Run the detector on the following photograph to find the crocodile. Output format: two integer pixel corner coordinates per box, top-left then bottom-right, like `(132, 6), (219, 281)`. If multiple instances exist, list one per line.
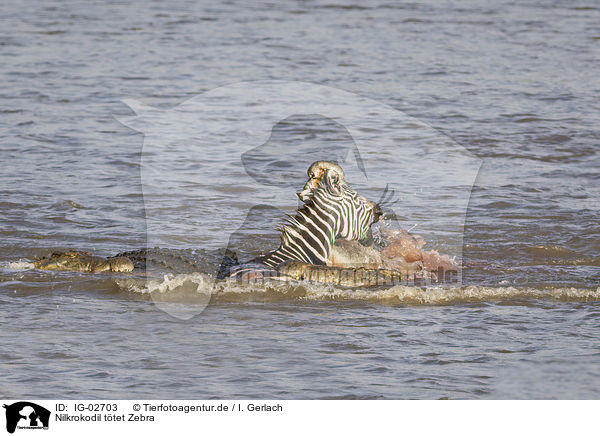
(32, 246), (403, 287)
(34, 250), (134, 273)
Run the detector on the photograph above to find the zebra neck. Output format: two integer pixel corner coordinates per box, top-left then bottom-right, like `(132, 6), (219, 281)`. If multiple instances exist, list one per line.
(260, 201), (338, 268)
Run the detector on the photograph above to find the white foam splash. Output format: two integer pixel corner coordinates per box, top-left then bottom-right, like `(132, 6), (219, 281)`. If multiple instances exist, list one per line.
(115, 272), (600, 305)
(118, 273), (214, 295)
(303, 284), (600, 304)
(5, 260), (35, 270)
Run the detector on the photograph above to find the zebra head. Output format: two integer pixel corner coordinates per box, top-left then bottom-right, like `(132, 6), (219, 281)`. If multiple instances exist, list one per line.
(297, 161), (382, 245)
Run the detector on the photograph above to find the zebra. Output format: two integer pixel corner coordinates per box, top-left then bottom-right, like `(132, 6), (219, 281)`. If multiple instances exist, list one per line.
(226, 161), (383, 280)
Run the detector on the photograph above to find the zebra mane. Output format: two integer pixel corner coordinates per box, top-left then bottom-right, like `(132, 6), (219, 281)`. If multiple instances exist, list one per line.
(278, 202), (327, 248)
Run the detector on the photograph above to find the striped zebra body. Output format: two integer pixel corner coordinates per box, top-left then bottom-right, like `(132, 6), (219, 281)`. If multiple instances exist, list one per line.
(250, 161), (381, 274)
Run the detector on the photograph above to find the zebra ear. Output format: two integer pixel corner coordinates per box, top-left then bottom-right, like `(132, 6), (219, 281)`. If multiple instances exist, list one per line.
(326, 170), (343, 196)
